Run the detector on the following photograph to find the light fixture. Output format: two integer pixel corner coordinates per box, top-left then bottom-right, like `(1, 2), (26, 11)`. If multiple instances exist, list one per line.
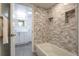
(16, 10), (26, 19)
(63, 3), (68, 5)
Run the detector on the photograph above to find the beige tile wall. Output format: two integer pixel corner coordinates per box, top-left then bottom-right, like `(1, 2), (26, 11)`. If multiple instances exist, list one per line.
(32, 6), (50, 52)
(33, 4), (78, 55)
(48, 3), (77, 55)
(77, 3), (79, 56)
(33, 6), (49, 44)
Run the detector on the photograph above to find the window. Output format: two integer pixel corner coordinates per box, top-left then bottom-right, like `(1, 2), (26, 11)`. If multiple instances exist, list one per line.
(18, 20), (25, 27)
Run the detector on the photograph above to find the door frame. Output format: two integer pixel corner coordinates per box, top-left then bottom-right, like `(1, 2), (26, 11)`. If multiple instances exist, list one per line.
(10, 3), (15, 56)
(9, 3), (33, 56)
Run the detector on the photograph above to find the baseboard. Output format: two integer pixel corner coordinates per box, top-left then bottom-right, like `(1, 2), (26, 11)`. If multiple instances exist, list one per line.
(15, 41), (32, 47)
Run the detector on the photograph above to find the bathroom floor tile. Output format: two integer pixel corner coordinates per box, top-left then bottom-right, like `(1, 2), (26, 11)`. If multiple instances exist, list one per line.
(15, 42), (33, 56)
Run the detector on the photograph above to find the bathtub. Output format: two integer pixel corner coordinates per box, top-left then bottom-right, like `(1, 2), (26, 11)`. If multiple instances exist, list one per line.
(35, 43), (76, 56)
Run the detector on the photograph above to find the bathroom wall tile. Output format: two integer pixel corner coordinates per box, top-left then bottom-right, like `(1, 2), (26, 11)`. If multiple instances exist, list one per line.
(33, 6), (49, 45)
(48, 3), (77, 55)
(33, 4), (77, 55)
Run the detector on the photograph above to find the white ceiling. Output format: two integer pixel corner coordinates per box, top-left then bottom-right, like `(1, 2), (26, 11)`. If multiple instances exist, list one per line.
(20, 3), (56, 9)
(32, 3), (56, 9)
(19, 3), (32, 7)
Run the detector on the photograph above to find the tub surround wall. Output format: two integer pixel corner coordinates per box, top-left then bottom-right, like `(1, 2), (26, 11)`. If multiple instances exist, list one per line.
(33, 4), (77, 55)
(32, 6), (50, 52)
(77, 3), (79, 56)
(48, 4), (77, 55)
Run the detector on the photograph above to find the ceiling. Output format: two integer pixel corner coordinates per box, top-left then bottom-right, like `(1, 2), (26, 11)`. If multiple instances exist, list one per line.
(19, 3), (32, 8)
(20, 3), (56, 9)
(32, 3), (56, 9)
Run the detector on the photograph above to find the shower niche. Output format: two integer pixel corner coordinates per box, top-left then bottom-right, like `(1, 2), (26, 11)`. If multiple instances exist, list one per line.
(65, 9), (75, 23)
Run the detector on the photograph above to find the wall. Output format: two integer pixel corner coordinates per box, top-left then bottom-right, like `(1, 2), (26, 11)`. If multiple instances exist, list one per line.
(33, 4), (78, 55)
(76, 3), (79, 56)
(0, 3), (2, 55)
(48, 3), (77, 55)
(13, 4), (32, 45)
(0, 4), (1, 14)
(0, 40), (1, 55)
(32, 6), (50, 52)
(0, 3), (10, 56)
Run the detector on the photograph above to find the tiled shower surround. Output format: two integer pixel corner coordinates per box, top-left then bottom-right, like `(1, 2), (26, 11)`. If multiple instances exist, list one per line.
(33, 3), (78, 55)
(32, 6), (50, 52)
(33, 6), (50, 43)
(48, 4), (77, 55)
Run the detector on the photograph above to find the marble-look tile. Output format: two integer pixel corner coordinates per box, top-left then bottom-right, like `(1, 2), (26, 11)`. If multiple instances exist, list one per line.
(33, 4), (77, 55)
